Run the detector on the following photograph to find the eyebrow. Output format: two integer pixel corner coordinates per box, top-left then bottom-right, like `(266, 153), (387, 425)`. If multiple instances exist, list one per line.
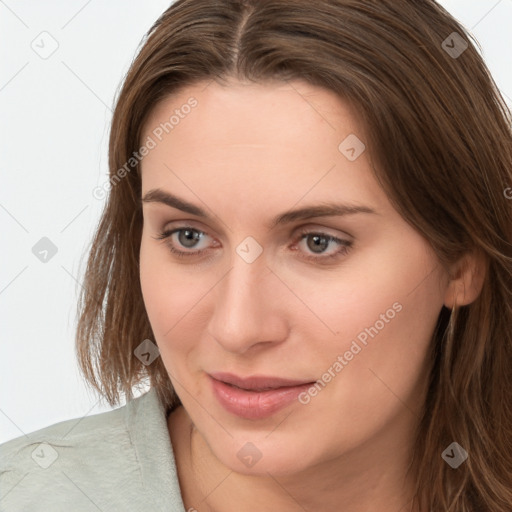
(141, 188), (378, 230)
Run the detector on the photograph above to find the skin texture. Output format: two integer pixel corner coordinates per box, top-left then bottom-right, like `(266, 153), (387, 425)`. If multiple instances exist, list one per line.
(138, 79), (484, 512)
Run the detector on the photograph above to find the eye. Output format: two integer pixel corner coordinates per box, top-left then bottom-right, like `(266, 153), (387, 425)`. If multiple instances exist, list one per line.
(153, 227), (214, 259)
(292, 229), (353, 263)
(152, 226), (353, 264)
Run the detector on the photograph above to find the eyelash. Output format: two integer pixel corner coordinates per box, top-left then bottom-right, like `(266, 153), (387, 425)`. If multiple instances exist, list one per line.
(153, 226), (353, 264)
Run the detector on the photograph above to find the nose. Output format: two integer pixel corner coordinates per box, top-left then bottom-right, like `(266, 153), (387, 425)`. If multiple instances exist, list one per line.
(207, 252), (289, 354)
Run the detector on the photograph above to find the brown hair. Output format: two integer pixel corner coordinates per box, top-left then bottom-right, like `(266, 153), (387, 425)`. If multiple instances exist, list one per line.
(75, 0), (512, 509)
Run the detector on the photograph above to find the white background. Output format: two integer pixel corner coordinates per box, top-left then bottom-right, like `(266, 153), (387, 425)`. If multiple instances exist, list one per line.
(1, 0), (511, 443)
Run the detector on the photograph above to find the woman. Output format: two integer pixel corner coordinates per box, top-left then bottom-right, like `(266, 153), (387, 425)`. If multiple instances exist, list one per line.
(1, 1), (511, 511)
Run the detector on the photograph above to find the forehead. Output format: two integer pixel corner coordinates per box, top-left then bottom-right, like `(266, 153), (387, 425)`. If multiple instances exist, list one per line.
(139, 79), (386, 216)
(142, 78), (363, 146)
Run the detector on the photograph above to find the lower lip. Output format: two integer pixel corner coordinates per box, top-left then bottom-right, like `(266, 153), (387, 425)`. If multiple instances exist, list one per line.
(209, 376), (313, 420)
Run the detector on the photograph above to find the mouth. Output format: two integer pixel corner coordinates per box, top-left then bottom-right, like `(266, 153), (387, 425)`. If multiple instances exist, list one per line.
(208, 372), (316, 420)
(208, 371), (315, 391)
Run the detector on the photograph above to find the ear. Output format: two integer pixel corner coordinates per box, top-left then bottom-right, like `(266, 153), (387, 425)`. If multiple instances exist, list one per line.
(443, 248), (487, 308)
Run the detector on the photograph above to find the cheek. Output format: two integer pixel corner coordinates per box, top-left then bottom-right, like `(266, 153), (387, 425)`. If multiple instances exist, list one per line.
(305, 242), (444, 410)
(319, 276), (443, 438)
(139, 233), (215, 353)
(274, 240), (441, 351)
(139, 235), (187, 338)
(139, 241), (197, 389)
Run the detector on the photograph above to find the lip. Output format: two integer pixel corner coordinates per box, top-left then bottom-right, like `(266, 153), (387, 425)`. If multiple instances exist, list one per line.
(209, 372), (313, 390)
(208, 372), (315, 420)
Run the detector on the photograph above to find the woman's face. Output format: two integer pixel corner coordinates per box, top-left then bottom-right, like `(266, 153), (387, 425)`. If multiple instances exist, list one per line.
(139, 78), (450, 476)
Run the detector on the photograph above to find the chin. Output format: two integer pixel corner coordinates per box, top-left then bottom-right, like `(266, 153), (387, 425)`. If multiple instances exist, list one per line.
(204, 427), (323, 477)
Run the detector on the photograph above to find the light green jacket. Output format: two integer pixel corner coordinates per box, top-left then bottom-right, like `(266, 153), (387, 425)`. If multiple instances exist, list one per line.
(0, 389), (187, 511)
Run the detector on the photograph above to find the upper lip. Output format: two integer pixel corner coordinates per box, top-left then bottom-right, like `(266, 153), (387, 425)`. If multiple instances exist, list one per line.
(209, 372), (314, 391)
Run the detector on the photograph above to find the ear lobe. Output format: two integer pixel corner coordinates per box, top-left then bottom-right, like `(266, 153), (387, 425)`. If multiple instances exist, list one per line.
(443, 248), (487, 308)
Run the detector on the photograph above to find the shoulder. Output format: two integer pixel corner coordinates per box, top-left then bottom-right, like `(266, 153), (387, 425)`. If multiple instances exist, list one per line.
(0, 389), (185, 511)
(1, 396), (126, 457)
(0, 394), (128, 473)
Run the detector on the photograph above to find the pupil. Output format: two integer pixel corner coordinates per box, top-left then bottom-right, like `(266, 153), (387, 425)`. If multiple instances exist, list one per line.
(180, 229), (200, 248)
(309, 235), (328, 253)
